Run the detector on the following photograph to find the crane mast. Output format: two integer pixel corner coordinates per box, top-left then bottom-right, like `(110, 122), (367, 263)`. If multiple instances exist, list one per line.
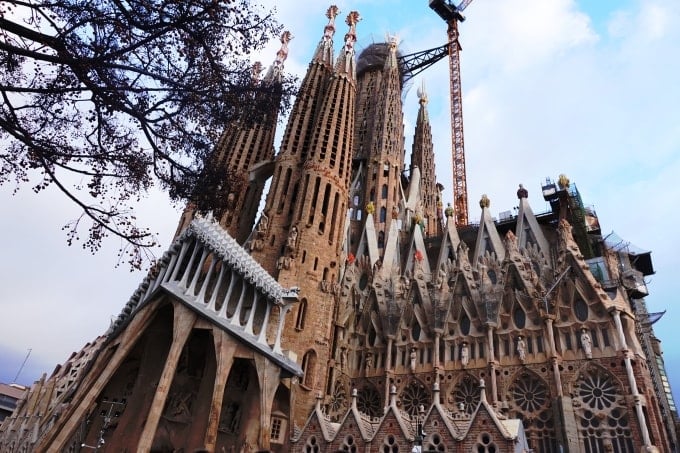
(429, 0), (472, 226)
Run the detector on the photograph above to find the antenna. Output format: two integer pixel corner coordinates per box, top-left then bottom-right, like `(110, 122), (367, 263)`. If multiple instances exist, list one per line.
(13, 348), (32, 384)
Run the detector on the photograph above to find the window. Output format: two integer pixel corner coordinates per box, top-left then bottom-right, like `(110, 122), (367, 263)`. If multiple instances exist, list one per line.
(381, 184), (388, 199)
(301, 350), (317, 388)
(270, 416), (286, 444)
(295, 299), (307, 330)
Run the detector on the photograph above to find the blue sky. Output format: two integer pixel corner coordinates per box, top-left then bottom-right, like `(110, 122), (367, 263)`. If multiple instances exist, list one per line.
(1, 0), (679, 406)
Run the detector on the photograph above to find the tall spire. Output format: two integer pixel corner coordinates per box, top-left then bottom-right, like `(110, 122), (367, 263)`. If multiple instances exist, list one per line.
(334, 11), (360, 80)
(349, 34), (405, 255)
(411, 81), (442, 237)
(263, 30), (293, 84)
(313, 5), (340, 65)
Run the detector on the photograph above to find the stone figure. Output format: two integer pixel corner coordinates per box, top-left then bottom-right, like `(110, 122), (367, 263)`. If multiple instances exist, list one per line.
(517, 336), (526, 362)
(340, 347), (347, 371)
(287, 226), (298, 250)
(581, 328), (593, 359)
(460, 342), (469, 367)
(365, 352), (373, 372)
(410, 347), (417, 373)
(256, 213), (269, 236)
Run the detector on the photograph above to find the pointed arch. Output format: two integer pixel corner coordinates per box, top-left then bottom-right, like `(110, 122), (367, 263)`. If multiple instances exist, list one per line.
(400, 379), (431, 416)
(571, 364), (634, 453)
(449, 373), (480, 415)
(295, 298), (308, 330)
(301, 349), (317, 389)
(506, 369), (556, 453)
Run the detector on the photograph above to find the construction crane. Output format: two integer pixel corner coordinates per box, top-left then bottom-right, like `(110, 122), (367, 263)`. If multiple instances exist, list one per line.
(429, 0), (473, 226)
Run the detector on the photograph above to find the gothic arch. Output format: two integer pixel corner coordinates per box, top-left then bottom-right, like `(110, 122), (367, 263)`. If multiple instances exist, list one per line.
(505, 369), (556, 453)
(301, 350), (318, 389)
(400, 378), (431, 416)
(450, 373), (480, 414)
(570, 364), (634, 453)
(215, 358), (261, 451)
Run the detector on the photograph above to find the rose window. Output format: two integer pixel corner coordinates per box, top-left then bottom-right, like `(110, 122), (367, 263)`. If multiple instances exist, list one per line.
(401, 381), (431, 416)
(329, 382), (347, 414)
(511, 373), (548, 413)
(452, 376), (479, 414)
(574, 368), (634, 453)
(357, 386), (382, 418)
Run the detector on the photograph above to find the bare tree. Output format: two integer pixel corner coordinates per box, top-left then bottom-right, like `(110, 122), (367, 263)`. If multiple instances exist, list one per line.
(0, 0), (293, 267)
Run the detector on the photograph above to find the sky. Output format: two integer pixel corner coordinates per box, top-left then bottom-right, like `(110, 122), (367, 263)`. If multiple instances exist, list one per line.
(1, 0), (679, 403)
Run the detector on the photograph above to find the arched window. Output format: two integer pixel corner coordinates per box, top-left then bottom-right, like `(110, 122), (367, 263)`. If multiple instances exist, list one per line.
(295, 298), (307, 330)
(380, 207), (387, 223)
(378, 231), (385, 248)
(301, 350), (317, 388)
(381, 184), (388, 199)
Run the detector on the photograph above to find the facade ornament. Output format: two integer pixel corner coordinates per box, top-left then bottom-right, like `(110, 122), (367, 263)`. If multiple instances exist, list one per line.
(410, 347), (417, 373)
(287, 225), (298, 251)
(479, 194), (490, 209)
(365, 352), (373, 372)
(517, 336), (527, 362)
(517, 183), (528, 199)
(340, 346), (347, 371)
(581, 328), (593, 359)
(557, 173), (570, 190)
(391, 205), (399, 219)
(460, 342), (469, 367)
(445, 203), (454, 218)
(366, 201), (375, 215)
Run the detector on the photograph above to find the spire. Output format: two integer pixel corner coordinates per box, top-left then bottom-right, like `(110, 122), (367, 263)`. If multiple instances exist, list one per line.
(312, 5), (340, 65)
(335, 11), (360, 80)
(263, 31), (292, 84)
(411, 80), (441, 237)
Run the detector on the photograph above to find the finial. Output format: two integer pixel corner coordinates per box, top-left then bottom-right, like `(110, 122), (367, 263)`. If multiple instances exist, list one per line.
(322, 6), (340, 45)
(417, 80), (428, 105)
(365, 201), (375, 215)
(557, 174), (570, 190)
(343, 11), (360, 52)
(517, 183), (528, 199)
(445, 202), (454, 218)
(479, 194), (490, 209)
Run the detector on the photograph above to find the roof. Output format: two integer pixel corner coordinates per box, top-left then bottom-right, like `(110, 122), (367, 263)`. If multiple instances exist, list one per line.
(0, 383), (27, 400)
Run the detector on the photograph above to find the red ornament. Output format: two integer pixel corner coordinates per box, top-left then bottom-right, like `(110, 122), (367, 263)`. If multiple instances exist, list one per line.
(347, 253), (355, 264)
(414, 250), (423, 262)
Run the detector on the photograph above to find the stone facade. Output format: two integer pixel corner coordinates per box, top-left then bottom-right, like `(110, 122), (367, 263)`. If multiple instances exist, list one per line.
(1, 5), (678, 453)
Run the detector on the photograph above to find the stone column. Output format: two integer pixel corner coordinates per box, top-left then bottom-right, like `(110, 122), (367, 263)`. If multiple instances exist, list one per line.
(204, 330), (238, 451)
(137, 305), (197, 451)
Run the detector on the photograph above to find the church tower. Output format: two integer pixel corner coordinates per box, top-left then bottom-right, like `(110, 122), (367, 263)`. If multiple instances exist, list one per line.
(410, 84), (443, 237)
(350, 36), (405, 252)
(175, 34), (289, 243)
(250, 8), (361, 426)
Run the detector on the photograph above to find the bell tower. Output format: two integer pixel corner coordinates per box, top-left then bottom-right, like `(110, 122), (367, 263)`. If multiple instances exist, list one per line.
(250, 8), (361, 425)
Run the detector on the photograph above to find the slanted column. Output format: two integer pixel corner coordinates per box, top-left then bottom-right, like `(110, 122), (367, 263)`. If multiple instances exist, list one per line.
(137, 305), (196, 451)
(187, 248), (210, 295)
(612, 309), (652, 447)
(244, 292), (260, 335)
(196, 256), (218, 304)
(273, 305), (291, 354)
(208, 267), (228, 313)
(179, 242), (201, 288)
(204, 330), (238, 451)
(434, 333), (440, 368)
(169, 240), (191, 282)
(257, 300), (272, 345)
(229, 280), (249, 326)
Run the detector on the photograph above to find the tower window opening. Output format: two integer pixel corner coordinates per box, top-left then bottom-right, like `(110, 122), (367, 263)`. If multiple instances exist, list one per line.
(295, 298), (307, 331)
(314, 257), (319, 271)
(381, 184), (388, 199)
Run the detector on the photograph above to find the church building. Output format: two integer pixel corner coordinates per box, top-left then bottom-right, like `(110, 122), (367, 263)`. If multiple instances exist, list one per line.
(1, 5), (677, 453)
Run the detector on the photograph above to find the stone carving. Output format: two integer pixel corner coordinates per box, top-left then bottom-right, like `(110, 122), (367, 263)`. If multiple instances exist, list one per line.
(410, 347), (417, 373)
(460, 342), (469, 367)
(517, 336), (526, 362)
(581, 328), (593, 359)
(286, 226), (298, 251)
